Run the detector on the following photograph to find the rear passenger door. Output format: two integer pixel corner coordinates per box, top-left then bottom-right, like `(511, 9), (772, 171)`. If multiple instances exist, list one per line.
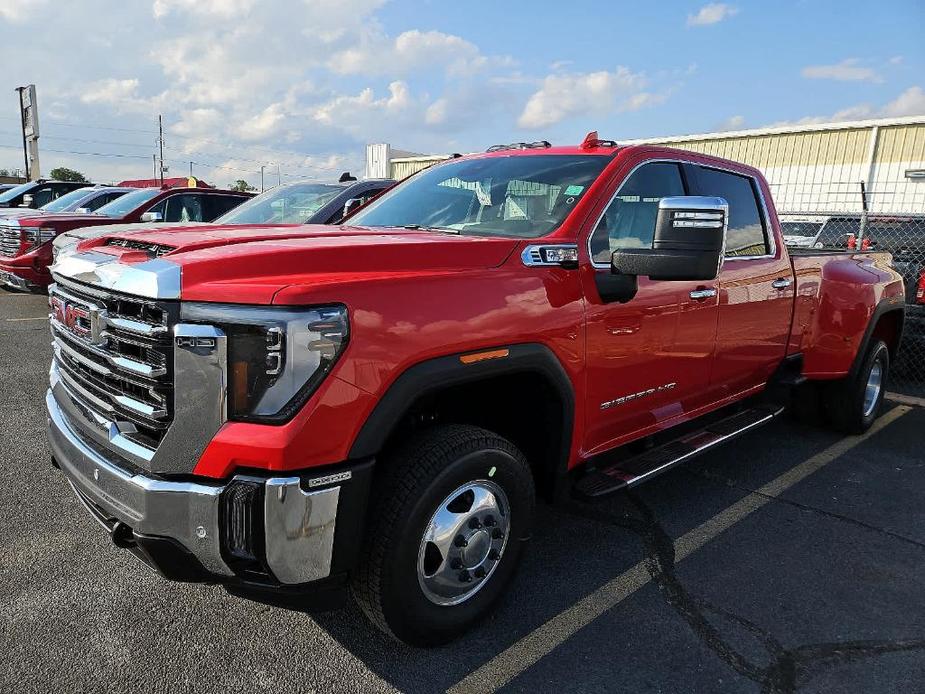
(685, 164), (793, 397)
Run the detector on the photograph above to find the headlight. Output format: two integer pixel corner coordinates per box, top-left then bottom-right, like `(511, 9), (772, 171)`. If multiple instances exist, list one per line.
(23, 226), (56, 249)
(182, 303), (349, 423)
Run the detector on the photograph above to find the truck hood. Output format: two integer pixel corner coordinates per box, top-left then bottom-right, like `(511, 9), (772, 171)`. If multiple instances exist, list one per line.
(0, 208), (53, 221)
(68, 221), (211, 241)
(27, 212), (111, 224)
(57, 224), (519, 304)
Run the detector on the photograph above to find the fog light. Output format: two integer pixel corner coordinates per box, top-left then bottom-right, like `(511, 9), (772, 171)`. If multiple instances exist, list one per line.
(220, 479), (265, 569)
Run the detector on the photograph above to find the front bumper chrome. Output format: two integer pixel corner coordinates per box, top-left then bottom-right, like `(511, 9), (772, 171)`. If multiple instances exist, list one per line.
(47, 389), (343, 584)
(0, 269), (34, 291)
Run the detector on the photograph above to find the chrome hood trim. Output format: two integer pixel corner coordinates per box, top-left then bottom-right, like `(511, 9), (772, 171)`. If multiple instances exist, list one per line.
(51, 250), (181, 299)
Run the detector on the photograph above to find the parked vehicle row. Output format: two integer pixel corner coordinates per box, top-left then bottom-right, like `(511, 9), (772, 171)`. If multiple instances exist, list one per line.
(43, 134), (905, 645)
(0, 175), (394, 291)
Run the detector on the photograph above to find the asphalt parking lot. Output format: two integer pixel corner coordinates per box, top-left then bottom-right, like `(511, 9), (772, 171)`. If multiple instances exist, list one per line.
(2, 288), (925, 694)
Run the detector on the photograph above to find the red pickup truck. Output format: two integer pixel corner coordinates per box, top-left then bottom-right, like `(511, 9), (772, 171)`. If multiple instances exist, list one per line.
(0, 185), (250, 290)
(46, 136), (905, 645)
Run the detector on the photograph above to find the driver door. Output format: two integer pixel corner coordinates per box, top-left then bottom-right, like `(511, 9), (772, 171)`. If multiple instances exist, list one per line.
(581, 160), (721, 455)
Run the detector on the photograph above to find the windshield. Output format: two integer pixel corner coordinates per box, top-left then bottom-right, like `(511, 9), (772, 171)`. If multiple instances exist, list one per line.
(41, 188), (96, 212)
(216, 182), (345, 224)
(0, 181), (35, 204)
(349, 154), (610, 238)
(94, 187), (160, 218)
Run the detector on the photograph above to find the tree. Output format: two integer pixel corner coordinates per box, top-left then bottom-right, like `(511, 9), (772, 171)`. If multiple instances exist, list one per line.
(50, 167), (88, 182)
(230, 179), (256, 192)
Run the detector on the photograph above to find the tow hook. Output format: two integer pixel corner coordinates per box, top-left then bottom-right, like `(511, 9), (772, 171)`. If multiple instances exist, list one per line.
(110, 521), (136, 549)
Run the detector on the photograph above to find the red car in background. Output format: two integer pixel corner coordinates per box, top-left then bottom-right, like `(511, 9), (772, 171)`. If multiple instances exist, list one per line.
(0, 185), (251, 290)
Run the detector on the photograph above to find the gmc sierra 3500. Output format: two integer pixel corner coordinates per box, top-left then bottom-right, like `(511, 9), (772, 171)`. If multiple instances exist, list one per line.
(45, 134), (905, 646)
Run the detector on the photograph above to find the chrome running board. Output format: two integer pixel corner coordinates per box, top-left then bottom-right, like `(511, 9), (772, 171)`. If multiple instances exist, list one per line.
(574, 405), (784, 499)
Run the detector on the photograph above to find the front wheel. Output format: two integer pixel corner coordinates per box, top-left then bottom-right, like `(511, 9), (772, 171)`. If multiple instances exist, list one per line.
(823, 339), (890, 434)
(352, 425), (535, 646)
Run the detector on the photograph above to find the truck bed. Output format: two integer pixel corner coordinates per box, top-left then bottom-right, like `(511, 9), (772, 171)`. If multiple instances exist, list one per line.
(788, 250), (904, 378)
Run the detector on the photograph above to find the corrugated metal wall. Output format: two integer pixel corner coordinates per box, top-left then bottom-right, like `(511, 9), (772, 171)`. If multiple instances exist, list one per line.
(389, 155), (450, 180)
(632, 118), (925, 214)
(378, 117), (925, 214)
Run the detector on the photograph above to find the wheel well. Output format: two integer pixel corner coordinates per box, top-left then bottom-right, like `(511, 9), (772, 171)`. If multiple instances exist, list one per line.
(870, 309), (903, 362)
(377, 371), (569, 502)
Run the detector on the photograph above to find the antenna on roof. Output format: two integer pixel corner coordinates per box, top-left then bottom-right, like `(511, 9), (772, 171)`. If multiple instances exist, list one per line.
(338, 171), (357, 182)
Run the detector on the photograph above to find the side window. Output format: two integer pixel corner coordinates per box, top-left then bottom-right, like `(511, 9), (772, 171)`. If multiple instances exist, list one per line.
(84, 193), (117, 211)
(689, 166), (769, 258)
(205, 195), (245, 220)
(163, 193), (205, 222)
(589, 162), (685, 265)
(30, 186), (58, 207)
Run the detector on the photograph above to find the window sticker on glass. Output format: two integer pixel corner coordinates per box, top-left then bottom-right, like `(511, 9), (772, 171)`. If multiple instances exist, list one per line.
(564, 185), (585, 196)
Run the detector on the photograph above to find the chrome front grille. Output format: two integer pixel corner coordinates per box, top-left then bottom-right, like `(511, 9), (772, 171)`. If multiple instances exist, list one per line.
(49, 278), (177, 452)
(0, 225), (22, 257)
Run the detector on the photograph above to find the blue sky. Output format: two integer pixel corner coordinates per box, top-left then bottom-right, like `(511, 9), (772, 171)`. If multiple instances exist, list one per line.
(0, 0), (922, 185)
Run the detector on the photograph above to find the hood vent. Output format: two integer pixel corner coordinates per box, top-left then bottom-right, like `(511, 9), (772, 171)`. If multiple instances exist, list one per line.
(105, 238), (177, 258)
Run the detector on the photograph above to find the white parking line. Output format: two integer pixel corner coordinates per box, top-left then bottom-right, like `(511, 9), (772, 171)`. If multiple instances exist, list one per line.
(449, 405), (912, 694)
(887, 392), (925, 408)
(4, 317), (47, 322)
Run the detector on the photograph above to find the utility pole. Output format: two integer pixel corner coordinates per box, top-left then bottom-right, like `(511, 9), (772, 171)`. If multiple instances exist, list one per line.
(157, 114), (165, 187)
(276, 164), (281, 187)
(189, 161), (193, 178)
(260, 165), (265, 192)
(153, 154), (157, 180)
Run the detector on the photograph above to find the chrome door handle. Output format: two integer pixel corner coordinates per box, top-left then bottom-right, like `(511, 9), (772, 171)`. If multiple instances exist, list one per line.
(689, 288), (717, 300)
(771, 278), (793, 290)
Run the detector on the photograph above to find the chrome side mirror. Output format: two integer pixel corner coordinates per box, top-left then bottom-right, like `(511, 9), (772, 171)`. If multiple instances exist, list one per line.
(75, 207), (91, 214)
(140, 211), (164, 223)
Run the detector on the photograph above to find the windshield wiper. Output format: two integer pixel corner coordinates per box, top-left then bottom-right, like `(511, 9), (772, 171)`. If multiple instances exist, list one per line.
(402, 224), (459, 234)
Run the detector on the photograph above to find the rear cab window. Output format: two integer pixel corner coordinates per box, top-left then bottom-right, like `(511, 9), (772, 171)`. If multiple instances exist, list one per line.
(687, 165), (770, 258)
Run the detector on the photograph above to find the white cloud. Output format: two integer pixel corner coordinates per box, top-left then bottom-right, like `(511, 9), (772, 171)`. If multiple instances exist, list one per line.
(152, 0), (257, 19)
(79, 78), (142, 104)
(773, 86), (925, 126)
(329, 28), (509, 77)
(0, 0), (47, 22)
(518, 67), (664, 129)
(687, 3), (739, 26)
(801, 58), (882, 83)
(880, 86), (925, 116)
(889, 55), (904, 65)
(718, 115), (745, 130)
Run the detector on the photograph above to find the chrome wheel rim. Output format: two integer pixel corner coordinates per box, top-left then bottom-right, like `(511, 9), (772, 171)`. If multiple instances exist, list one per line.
(863, 361), (883, 418)
(417, 480), (510, 606)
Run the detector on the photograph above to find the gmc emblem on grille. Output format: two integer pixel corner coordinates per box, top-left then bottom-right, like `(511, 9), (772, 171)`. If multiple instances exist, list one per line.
(51, 296), (95, 340)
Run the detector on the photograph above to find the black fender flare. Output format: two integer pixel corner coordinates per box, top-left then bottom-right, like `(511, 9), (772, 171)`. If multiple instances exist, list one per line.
(848, 297), (905, 381)
(347, 343), (575, 491)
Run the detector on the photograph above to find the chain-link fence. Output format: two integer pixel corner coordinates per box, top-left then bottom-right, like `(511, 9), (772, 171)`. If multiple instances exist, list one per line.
(780, 210), (925, 397)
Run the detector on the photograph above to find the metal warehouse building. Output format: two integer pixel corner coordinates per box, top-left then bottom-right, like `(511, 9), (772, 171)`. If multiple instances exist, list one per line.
(367, 114), (925, 214)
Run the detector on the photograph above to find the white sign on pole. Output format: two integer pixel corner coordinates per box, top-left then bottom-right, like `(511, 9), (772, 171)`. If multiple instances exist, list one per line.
(22, 84), (39, 139)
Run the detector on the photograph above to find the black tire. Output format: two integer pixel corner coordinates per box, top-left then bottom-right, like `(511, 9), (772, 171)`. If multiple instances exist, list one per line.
(351, 424), (535, 646)
(823, 340), (890, 434)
